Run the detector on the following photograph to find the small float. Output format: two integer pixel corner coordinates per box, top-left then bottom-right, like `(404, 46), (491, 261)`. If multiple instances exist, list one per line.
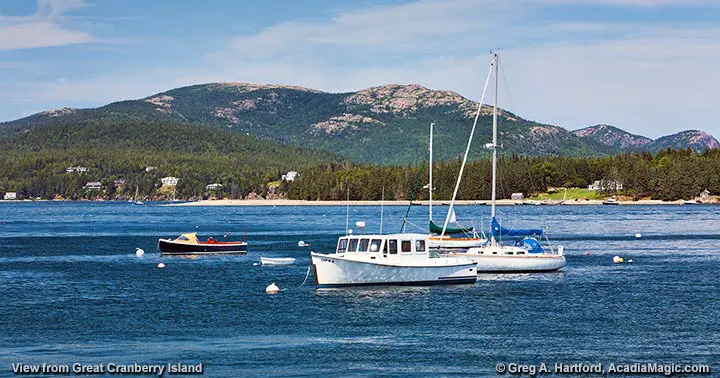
(260, 256), (296, 266)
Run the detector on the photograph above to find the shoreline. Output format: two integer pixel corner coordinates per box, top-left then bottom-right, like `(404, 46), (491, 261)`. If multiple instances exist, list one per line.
(162, 199), (696, 206)
(0, 199), (710, 206)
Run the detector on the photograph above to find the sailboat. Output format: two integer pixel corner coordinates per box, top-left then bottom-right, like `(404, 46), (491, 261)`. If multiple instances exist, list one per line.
(444, 52), (566, 273)
(426, 123), (488, 249)
(134, 185), (144, 205)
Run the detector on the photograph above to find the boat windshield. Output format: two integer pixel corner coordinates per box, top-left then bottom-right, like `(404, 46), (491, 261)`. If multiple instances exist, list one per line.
(337, 238), (348, 253)
(348, 238), (358, 252)
(359, 239), (370, 252)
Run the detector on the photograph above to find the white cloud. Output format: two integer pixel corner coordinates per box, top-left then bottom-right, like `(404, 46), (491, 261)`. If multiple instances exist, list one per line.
(0, 0), (92, 50)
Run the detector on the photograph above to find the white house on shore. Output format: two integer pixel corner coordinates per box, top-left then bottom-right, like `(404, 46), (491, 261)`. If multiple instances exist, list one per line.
(282, 171), (298, 182)
(84, 182), (102, 190)
(206, 183), (222, 190)
(588, 180), (623, 191)
(4, 192), (17, 200)
(511, 193), (524, 201)
(66, 166), (88, 174)
(161, 176), (179, 186)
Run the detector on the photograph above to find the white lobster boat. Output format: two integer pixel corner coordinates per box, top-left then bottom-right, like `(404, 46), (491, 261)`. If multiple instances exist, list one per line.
(311, 233), (477, 287)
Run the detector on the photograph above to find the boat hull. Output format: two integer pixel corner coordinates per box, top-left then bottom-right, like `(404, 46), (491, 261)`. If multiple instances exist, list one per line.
(311, 253), (477, 286)
(429, 237), (487, 249)
(158, 239), (248, 255)
(449, 254), (566, 273)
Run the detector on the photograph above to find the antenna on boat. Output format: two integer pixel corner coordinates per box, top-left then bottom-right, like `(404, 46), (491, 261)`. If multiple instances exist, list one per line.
(345, 185), (350, 235)
(439, 54), (494, 238)
(380, 186), (385, 234)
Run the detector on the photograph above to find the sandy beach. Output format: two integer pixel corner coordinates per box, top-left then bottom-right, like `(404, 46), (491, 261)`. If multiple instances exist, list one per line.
(162, 198), (691, 206)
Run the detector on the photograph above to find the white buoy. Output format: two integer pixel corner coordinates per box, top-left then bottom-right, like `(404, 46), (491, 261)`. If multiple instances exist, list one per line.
(157, 262), (166, 268)
(628, 259), (633, 263)
(135, 248), (145, 257)
(265, 282), (280, 294)
(613, 256), (622, 264)
(298, 241), (306, 247)
(253, 262), (258, 266)
(635, 233), (642, 238)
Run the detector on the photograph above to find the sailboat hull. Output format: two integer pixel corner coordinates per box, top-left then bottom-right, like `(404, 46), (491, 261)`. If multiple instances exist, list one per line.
(449, 253), (566, 273)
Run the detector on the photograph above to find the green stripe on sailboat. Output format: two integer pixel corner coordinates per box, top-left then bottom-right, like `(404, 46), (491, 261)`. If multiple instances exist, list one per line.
(429, 220), (473, 235)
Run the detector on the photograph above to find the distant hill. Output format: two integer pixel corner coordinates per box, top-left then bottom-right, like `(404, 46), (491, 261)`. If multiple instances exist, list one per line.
(2, 83), (717, 165)
(573, 125), (719, 152)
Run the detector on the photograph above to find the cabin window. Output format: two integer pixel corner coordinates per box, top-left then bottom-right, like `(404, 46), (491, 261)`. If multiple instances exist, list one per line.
(401, 240), (412, 253)
(517, 251), (525, 255)
(387, 240), (398, 254)
(504, 251), (514, 255)
(359, 239), (370, 252)
(337, 239), (348, 253)
(415, 240), (426, 253)
(369, 239), (382, 252)
(348, 238), (358, 252)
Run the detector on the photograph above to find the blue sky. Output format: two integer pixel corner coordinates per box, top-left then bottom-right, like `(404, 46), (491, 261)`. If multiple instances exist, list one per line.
(1, 0), (719, 138)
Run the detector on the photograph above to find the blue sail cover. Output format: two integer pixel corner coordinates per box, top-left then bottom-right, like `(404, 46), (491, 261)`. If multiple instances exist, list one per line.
(514, 237), (545, 254)
(490, 217), (544, 237)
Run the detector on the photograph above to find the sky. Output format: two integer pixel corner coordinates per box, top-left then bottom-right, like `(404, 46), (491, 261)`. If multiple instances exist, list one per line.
(1, 0), (719, 138)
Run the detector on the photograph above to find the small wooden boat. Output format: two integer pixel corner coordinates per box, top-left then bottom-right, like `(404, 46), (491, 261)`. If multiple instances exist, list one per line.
(260, 256), (296, 266)
(158, 233), (248, 255)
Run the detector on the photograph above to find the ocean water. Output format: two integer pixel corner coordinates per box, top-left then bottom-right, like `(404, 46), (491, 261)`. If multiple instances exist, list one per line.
(0, 202), (718, 377)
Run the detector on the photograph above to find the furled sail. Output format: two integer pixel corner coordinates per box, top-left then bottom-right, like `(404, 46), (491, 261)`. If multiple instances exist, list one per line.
(429, 220), (474, 235)
(490, 217), (544, 237)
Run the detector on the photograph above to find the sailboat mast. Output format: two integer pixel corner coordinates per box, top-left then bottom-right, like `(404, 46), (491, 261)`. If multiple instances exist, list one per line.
(491, 52), (499, 220)
(429, 122), (433, 222)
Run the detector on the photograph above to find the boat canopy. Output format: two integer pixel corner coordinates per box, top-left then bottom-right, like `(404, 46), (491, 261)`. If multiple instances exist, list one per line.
(429, 220), (474, 235)
(175, 233), (199, 243)
(490, 217), (544, 237)
(514, 237), (545, 254)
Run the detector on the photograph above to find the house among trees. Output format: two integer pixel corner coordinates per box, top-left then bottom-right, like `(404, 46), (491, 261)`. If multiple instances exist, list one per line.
(145, 166), (156, 172)
(84, 181), (103, 190)
(161, 176), (179, 186)
(282, 171), (298, 182)
(511, 193), (524, 201)
(588, 180), (623, 191)
(66, 166), (88, 173)
(4, 192), (17, 200)
(206, 183), (222, 190)
(113, 179), (126, 187)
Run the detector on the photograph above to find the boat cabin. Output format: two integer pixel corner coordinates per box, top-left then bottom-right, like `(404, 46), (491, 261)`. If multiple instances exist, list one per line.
(334, 234), (430, 256)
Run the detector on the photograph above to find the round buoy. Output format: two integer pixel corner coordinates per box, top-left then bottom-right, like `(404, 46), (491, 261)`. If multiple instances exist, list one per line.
(612, 256), (622, 264)
(135, 248), (145, 257)
(585, 251), (591, 256)
(265, 282), (280, 294)
(298, 241), (306, 247)
(157, 262), (166, 268)
(628, 259), (633, 263)
(635, 233), (642, 238)
(253, 262), (258, 266)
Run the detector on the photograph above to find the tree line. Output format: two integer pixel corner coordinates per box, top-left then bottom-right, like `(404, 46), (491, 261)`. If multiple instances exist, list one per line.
(287, 148), (720, 201)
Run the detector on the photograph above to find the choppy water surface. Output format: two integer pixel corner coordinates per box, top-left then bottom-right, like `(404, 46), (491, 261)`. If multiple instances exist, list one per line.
(0, 202), (718, 376)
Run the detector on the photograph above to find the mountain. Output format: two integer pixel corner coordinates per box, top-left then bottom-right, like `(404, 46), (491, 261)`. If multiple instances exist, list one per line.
(573, 125), (719, 152)
(2, 83), (716, 165)
(645, 130), (720, 152)
(573, 124), (653, 149)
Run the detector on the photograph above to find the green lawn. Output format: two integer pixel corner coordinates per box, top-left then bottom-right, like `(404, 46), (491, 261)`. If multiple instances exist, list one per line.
(530, 188), (604, 200)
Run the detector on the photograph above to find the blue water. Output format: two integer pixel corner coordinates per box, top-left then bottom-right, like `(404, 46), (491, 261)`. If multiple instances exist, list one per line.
(0, 202), (718, 377)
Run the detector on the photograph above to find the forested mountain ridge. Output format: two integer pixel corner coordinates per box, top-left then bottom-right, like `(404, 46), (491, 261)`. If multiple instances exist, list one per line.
(573, 125), (719, 152)
(4, 82), (715, 164)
